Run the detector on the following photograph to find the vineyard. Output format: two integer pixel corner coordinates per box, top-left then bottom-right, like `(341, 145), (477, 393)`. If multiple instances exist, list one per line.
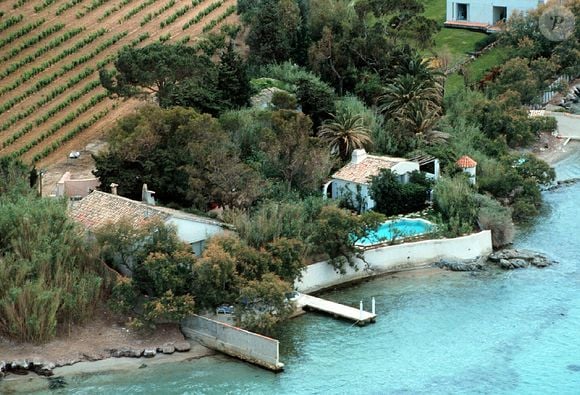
(0, 0), (238, 165)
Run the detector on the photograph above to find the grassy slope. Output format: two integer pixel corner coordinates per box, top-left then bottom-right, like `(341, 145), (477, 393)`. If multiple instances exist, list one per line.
(422, 0), (487, 64)
(420, 0), (509, 97)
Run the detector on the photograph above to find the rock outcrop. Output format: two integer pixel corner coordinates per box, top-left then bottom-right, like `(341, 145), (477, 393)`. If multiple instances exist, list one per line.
(436, 256), (487, 271)
(435, 249), (555, 272)
(488, 249), (555, 269)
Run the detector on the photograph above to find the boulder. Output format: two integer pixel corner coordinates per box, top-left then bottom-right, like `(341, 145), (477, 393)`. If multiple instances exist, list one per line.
(489, 249), (555, 270)
(174, 341), (191, 352)
(436, 257), (486, 271)
(510, 258), (529, 268)
(11, 360), (29, 370)
(111, 347), (143, 358)
(143, 349), (157, 358)
(161, 343), (175, 354)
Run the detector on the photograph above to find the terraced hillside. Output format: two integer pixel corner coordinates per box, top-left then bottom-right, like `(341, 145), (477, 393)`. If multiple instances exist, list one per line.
(0, 0), (237, 165)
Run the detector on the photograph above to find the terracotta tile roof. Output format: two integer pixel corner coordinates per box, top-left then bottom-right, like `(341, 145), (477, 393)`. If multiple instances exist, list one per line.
(456, 155), (477, 168)
(69, 191), (222, 230)
(332, 155), (408, 185)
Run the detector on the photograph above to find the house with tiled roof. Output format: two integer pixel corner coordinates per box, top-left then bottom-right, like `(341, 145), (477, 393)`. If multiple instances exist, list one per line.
(69, 187), (226, 256)
(325, 149), (421, 212)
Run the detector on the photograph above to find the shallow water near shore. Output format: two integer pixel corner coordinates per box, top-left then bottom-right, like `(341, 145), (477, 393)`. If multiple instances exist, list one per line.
(4, 160), (580, 394)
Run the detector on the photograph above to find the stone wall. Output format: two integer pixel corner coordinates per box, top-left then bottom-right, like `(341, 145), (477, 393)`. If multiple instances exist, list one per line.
(181, 315), (283, 371)
(296, 231), (493, 294)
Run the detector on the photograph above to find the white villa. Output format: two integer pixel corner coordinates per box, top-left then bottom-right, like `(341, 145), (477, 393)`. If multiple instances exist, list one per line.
(324, 149), (439, 212)
(69, 188), (226, 257)
(446, 0), (547, 30)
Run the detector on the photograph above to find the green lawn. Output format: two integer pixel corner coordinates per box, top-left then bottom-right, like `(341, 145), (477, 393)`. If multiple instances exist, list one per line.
(433, 29), (487, 63)
(421, 0), (487, 65)
(419, 0), (510, 98)
(421, 0), (446, 22)
(466, 46), (510, 81)
(444, 46), (511, 97)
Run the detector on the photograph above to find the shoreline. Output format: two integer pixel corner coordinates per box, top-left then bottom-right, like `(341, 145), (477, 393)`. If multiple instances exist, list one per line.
(2, 133), (578, 389)
(0, 345), (216, 393)
(530, 131), (580, 168)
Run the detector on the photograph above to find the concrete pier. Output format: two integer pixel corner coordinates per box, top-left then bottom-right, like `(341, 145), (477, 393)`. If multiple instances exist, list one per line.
(297, 294), (377, 325)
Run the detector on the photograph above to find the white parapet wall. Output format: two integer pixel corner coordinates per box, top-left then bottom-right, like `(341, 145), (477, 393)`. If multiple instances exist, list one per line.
(181, 315), (284, 372)
(296, 231), (493, 294)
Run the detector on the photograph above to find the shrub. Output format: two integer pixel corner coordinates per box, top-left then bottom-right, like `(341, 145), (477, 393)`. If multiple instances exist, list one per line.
(475, 194), (514, 248)
(309, 206), (384, 273)
(473, 33), (498, 52)
(433, 176), (478, 237)
(109, 277), (138, 314)
(369, 170), (431, 216)
(235, 273), (293, 335)
(271, 90), (297, 110)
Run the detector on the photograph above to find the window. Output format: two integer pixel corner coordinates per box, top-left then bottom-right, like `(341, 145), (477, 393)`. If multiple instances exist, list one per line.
(456, 3), (468, 21)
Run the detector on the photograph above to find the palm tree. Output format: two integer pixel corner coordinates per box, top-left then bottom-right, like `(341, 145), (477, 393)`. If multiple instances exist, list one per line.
(318, 111), (372, 161)
(378, 72), (444, 140)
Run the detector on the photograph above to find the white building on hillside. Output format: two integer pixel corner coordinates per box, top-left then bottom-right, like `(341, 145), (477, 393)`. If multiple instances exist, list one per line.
(324, 149), (427, 212)
(446, 0), (547, 30)
(69, 188), (226, 257)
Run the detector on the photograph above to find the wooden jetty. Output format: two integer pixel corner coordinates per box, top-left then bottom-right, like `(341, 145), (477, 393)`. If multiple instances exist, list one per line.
(297, 294), (377, 326)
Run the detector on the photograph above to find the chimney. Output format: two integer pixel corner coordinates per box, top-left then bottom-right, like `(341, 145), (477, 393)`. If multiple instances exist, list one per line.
(351, 149), (368, 165)
(110, 183), (118, 195)
(141, 183), (156, 205)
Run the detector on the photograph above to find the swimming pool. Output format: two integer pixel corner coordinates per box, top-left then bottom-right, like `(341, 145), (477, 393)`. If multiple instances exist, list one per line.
(356, 218), (434, 246)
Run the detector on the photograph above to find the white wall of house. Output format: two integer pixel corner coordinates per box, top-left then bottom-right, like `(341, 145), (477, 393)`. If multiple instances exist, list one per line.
(331, 179), (375, 211)
(446, 0), (542, 25)
(165, 217), (224, 256)
(391, 162), (421, 182)
(330, 161), (420, 212)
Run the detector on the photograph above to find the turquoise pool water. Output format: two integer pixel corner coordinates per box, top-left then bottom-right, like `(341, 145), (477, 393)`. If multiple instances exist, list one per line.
(356, 218), (434, 246)
(4, 155), (580, 394)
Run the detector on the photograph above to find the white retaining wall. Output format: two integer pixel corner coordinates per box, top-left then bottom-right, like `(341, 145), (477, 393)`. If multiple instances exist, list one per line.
(181, 315), (283, 371)
(296, 231), (493, 294)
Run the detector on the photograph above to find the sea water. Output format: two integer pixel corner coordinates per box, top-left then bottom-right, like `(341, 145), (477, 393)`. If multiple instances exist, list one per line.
(6, 156), (580, 395)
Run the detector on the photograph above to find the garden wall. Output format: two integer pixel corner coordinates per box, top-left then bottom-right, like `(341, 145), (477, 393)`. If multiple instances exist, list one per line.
(181, 315), (283, 372)
(296, 231), (493, 294)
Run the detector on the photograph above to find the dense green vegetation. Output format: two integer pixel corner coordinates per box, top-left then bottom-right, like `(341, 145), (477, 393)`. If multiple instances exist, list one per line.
(0, 159), (108, 342)
(2, 0), (576, 338)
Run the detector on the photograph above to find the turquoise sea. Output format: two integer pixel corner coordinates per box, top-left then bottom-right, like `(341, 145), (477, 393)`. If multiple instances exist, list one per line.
(6, 154), (580, 394)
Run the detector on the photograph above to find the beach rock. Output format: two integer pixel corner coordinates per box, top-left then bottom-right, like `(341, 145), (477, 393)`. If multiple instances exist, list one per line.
(143, 349), (156, 358)
(33, 363), (55, 377)
(11, 360), (29, 370)
(436, 257), (486, 271)
(60, 359), (79, 367)
(161, 343), (175, 354)
(490, 248), (555, 270)
(531, 256), (550, 267)
(111, 347), (143, 358)
(174, 341), (191, 352)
